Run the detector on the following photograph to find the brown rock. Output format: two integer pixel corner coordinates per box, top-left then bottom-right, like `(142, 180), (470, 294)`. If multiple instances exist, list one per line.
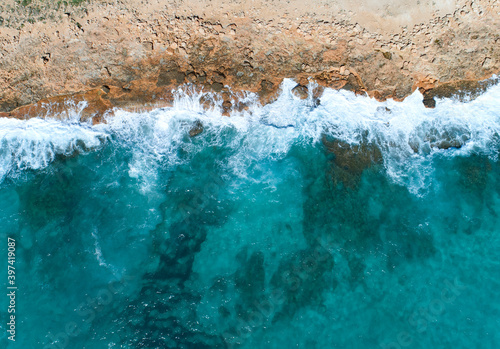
(212, 82), (224, 92)
(322, 49), (344, 63)
(423, 77), (500, 103)
(0, 0), (499, 120)
(189, 120), (204, 137)
(157, 67), (186, 86)
(291, 85), (308, 99)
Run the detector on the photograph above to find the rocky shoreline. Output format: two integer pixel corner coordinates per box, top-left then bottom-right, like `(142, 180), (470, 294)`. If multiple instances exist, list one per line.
(0, 0), (499, 122)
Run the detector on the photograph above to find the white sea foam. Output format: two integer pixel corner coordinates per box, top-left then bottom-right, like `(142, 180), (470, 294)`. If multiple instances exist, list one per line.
(103, 77), (500, 194)
(1, 77), (499, 195)
(0, 116), (108, 182)
(91, 229), (121, 277)
(91, 229), (108, 268)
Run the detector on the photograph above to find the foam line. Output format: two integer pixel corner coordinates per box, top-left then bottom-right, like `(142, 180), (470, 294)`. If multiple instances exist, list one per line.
(1, 77), (499, 195)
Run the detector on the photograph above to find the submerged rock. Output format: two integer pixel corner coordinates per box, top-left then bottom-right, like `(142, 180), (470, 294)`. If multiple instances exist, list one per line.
(189, 120), (204, 137)
(322, 137), (382, 189)
(426, 129), (470, 150)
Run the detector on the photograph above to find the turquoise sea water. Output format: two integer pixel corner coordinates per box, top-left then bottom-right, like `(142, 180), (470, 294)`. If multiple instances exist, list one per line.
(0, 79), (499, 348)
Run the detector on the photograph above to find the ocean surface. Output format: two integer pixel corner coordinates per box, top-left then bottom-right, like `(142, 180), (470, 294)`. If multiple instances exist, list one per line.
(0, 79), (499, 348)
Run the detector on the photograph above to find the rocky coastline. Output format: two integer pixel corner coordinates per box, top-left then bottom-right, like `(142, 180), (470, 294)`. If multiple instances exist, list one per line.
(0, 0), (499, 122)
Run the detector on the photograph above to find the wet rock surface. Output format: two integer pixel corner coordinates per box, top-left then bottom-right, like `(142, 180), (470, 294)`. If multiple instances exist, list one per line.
(189, 120), (204, 137)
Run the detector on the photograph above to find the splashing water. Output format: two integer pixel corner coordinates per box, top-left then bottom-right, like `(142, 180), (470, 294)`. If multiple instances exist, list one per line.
(0, 78), (499, 348)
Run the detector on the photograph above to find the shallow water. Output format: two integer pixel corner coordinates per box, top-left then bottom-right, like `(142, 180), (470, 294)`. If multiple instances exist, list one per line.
(0, 79), (499, 348)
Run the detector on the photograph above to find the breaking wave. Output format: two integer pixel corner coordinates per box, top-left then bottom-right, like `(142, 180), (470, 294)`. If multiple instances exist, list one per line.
(1, 77), (499, 195)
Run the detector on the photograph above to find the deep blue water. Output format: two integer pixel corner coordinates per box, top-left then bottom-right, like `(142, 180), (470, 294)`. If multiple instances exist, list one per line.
(0, 80), (499, 348)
